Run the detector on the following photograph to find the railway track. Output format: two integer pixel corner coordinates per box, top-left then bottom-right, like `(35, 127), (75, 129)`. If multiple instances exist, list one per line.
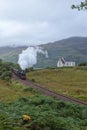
(13, 74), (87, 106)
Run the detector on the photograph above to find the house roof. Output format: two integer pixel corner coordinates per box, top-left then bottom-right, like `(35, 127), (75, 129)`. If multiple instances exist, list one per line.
(59, 57), (75, 63)
(61, 57), (65, 64)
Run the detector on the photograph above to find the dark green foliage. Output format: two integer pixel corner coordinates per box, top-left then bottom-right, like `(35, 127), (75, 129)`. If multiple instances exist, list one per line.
(0, 60), (18, 81)
(25, 67), (34, 72)
(23, 87), (38, 93)
(72, 0), (87, 10)
(0, 95), (87, 130)
(23, 87), (34, 92)
(78, 62), (87, 66)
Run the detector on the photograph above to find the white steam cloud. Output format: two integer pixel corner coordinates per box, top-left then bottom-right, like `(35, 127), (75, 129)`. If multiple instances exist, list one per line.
(18, 46), (48, 70)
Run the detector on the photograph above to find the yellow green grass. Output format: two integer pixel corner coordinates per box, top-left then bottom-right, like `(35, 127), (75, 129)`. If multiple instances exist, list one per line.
(27, 67), (87, 101)
(0, 80), (36, 102)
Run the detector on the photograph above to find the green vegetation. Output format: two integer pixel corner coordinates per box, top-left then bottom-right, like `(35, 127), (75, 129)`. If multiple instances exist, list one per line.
(27, 67), (87, 101)
(0, 61), (87, 129)
(0, 79), (39, 102)
(0, 61), (13, 81)
(0, 60), (19, 81)
(0, 60), (38, 102)
(0, 95), (87, 130)
(72, 0), (87, 10)
(78, 62), (87, 66)
(0, 46), (27, 63)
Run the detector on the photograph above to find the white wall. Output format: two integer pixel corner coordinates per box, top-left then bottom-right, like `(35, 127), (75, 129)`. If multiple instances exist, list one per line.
(57, 58), (75, 67)
(64, 62), (75, 67)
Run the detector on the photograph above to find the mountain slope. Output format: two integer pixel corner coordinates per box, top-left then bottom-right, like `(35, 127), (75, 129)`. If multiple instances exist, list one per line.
(0, 46), (27, 63)
(38, 37), (87, 67)
(0, 37), (87, 68)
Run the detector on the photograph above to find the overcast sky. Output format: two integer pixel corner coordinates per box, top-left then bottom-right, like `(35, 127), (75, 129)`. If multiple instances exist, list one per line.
(0, 0), (86, 46)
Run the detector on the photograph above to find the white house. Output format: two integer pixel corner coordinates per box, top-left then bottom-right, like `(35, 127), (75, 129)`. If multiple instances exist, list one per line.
(57, 57), (75, 67)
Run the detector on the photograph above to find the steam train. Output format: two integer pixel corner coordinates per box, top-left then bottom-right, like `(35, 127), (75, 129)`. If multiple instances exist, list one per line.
(13, 68), (26, 80)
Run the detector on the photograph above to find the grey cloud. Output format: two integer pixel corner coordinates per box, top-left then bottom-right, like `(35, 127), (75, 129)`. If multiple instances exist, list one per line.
(0, 0), (86, 46)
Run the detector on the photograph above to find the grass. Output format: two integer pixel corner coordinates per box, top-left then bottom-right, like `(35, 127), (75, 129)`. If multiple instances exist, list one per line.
(27, 67), (87, 101)
(0, 79), (38, 102)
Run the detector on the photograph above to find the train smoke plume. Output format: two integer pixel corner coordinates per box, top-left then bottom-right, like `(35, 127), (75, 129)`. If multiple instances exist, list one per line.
(18, 46), (48, 70)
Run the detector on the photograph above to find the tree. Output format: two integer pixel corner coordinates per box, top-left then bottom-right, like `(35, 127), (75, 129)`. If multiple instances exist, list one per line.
(72, 0), (87, 10)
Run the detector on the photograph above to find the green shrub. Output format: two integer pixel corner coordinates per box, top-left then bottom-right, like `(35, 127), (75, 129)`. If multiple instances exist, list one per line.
(78, 62), (87, 66)
(0, 95), (87, 130)
(0, 61), (17, 81)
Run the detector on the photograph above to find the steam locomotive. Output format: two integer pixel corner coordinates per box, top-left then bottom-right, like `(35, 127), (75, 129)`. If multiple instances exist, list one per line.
(13, 68), (26, 80)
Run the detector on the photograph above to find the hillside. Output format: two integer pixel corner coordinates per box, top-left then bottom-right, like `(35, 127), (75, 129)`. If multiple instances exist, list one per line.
(0, 64), (87, 129)
(0, 46), (27, 63)
(39, 36), (87, 68)
(0, 37), (87, 68)
(27, 67), (87, 102)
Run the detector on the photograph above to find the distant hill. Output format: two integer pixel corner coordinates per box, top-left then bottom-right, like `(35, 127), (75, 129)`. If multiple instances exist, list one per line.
(0, 46), (27, 63)
(38, 36), (87, 67)
(0, 37), (87, 68)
